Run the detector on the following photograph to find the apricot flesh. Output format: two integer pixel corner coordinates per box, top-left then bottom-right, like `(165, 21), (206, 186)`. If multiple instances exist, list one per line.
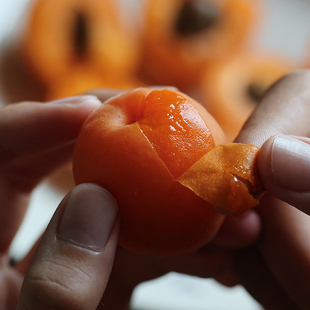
(138, 0), (260, 91)
(201, 53), (293, 140)
(22, 0), (138, 99)
(73, 88), (260, 256)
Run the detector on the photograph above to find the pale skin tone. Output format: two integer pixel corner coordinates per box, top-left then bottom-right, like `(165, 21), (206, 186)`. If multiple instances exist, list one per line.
(0, 70), (309, 309)
(233, 70), (310, 310)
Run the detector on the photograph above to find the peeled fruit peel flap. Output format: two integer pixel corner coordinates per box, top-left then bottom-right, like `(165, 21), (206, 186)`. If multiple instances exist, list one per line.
(133, 89), (260, 214)
(137, 89), (215, 179)
(178, 143), (260, 214)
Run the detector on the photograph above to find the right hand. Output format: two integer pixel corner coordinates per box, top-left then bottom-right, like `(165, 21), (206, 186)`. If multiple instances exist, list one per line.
(234, 69), (310, 310)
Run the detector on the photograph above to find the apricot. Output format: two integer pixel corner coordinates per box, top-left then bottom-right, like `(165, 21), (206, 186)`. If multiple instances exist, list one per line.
(73, 88), (260, 256)
(46, 67), (140, 101)
(138, 0), (261, 92)
(201, 53), (294, 140)
(22, 0), (138, 96)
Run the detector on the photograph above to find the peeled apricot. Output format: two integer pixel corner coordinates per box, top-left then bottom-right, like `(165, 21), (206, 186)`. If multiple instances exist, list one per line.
(201, 53), (294, 140)
(138, 0), (261, 91)
(73, 88), (261, 256)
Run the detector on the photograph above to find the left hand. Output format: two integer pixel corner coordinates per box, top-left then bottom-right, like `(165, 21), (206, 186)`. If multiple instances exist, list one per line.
(0, 94), (116, 309)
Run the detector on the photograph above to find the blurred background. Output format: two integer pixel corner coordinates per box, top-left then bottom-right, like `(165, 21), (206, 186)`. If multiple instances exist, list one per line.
(1, 0), (310, 309)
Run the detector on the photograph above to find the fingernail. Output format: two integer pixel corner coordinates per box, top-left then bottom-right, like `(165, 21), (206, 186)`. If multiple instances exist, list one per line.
(271, 135), (310, 191)
(48, 95), (101, 108)
(57, 183), (118, 252)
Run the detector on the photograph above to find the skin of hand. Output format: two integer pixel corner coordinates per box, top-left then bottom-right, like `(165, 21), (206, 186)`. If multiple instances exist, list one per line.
(0, 94), (120, 309)
(0, 89), (262, 310)
(233, 69), (310, 310)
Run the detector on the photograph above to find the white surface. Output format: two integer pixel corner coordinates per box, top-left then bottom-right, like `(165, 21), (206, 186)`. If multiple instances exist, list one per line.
(131, 273), (262, 310)
(255, 0), (310, 64)
(9, 180), (65, 260)
(1, 0), (310, 309)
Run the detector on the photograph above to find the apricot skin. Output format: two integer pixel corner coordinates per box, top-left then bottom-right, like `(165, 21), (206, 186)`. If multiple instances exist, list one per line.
(73, 88), (226, 256)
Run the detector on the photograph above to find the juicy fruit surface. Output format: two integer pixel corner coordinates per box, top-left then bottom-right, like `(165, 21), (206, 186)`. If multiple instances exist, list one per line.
(138, 90), (215, 178)
(73, 88), (259, 256)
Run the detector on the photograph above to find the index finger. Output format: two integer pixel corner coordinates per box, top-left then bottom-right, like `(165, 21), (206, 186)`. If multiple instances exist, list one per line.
(85, 89), (124, 103)
(235, 69), (310, 146)
(234, 69), (310, 308)
(235, 70), (310, 211)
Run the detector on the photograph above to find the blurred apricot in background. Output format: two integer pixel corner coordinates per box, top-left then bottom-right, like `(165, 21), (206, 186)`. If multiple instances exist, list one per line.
(200, 53), (294, 140)
(5, 0), (141, 102)
(137, 0), (262, 93)
(0, 0), (302, 141)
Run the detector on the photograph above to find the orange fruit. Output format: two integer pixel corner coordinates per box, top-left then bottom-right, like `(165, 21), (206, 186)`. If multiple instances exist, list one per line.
(138, 0), (261, 92)
(22, 0), (139, 97)
(46, 67), (141, 101)
(73, 88), (260, 256)
(201, 53), (294, 140)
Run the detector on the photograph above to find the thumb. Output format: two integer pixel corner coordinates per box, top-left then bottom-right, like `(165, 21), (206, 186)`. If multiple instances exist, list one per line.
(258, 134), (310, 215)
(17, 183), (119, 310)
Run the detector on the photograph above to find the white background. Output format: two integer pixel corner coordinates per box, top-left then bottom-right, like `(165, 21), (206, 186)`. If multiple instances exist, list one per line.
(1, 0), (310, 309)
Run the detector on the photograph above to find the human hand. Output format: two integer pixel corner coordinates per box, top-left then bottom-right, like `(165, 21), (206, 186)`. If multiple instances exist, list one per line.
(86, 90), (264, 309)
(0, 94), (123, 309)
(1, 89), (262, 310)
(17, 183), (119, 310)
(233, 69), (310, 309)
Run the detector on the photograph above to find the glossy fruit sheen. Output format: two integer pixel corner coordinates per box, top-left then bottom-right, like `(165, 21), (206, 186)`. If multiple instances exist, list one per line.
(73, 88), (260, 256)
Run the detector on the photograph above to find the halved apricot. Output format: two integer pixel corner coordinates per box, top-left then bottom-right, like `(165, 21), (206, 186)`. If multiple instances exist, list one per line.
(201, 53), (294, 140)
(138, 0), (261, 92)
(46, 67), (141, 100)
(22, 0), (138, 94)
(73, 88), (261, 256)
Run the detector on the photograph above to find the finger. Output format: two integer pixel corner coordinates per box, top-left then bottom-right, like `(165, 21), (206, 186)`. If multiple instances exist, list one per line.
(86, 86), (179, 105)
(256, 194), (310, 309)
(235, 69), (310, 147)
(85, 89), (124, 103)
(258, 134), (310, 215)
(2, 141), (73, 190)
(100, 245), (235, 309)
(234, 246), (298, 310)
(233, 69), (310, 309)
(0, 142), (77, 253)
(211, 209), (262, 248)
(165, 246), (234, 278)
(213, 270), (239, 287)
(107, 244), (234, 290)
(17, 183), (119, 310)
(0, 96), (101, 165)
(0, 96), (101, 253)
